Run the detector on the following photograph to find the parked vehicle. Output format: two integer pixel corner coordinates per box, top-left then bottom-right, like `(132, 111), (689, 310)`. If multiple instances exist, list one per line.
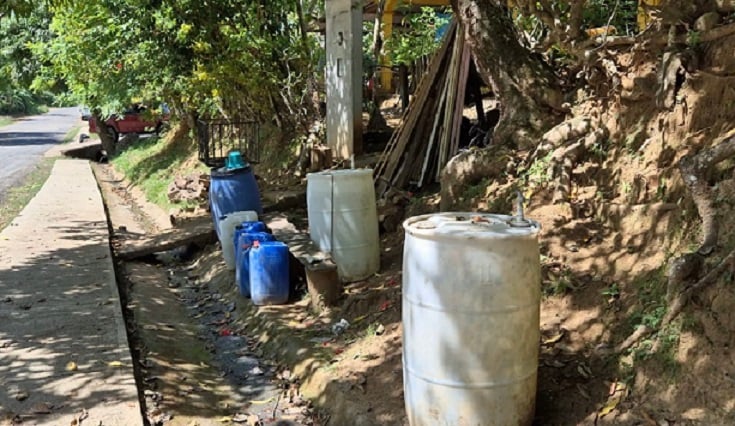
(79, 106), (92, 121)
(88, 104), (168, 142)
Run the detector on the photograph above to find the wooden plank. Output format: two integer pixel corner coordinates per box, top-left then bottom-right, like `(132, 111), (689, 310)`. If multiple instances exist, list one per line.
(262, 214), (336, 269)
(374, 19), (457, 197)
(436, 25), (464, 181)
(449, 42), (472, 160)
(117, 219), (216, 260)
(382, 29), (454, 191)
(418, 58), (451, 187)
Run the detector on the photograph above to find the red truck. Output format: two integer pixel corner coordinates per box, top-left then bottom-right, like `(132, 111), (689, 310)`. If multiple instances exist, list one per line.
(88, 104), (168, 142)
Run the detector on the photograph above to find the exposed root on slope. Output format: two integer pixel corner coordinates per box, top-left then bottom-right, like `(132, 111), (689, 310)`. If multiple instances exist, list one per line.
(612, 129), (735, 355)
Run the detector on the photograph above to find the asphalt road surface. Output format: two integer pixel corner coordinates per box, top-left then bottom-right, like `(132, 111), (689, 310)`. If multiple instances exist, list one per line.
(0, 107), (80, 204)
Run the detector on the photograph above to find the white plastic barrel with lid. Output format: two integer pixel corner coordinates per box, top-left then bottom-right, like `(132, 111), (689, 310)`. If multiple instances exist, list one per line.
(306, 169), (379, 282)
(402, 212), (541, 426)
(218, 210), (259, 270)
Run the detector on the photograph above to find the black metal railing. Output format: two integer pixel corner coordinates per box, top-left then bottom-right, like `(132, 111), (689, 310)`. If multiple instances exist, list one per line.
(196, 119), (260, 168)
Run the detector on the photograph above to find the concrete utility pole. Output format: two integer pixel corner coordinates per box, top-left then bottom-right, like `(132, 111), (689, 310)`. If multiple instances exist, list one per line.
(325, 0), (363, 160)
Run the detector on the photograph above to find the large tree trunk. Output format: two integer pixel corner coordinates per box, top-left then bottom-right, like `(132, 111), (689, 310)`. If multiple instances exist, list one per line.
(452, 0), (563, 148)
(93, 113), (117, 156)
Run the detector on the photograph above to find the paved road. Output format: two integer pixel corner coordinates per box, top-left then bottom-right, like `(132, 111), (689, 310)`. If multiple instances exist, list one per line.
(0, 107), (80, 203)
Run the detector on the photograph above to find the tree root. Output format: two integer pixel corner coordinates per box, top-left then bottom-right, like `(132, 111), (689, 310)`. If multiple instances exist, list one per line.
(610, 129), (735, 355)
(533, 116), (594, 158)
(680, 129), (735, 255)
(614, 248), (735, 355)
(550, 127), (608, 203)
(439, 147), (509, 211)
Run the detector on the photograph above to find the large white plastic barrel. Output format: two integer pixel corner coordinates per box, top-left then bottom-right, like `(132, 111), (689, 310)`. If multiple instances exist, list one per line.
(218, 210), (259, 270)
(402, 213), (541, 426)
(306, 169), (379, 282)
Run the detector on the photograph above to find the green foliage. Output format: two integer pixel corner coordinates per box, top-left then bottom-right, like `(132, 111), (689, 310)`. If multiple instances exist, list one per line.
(0, 0), (35, 18)
(544, 266), (576, 296)
(462, 178), (489, 201)
(582, 0), (638, 35)
(36, 0), (322, 127)
(111, 134), (206, 209)
(0, 89), (49, 114)
(508, 0), (640, 56)
(601, 282), (620, 298)
(383, 6), (450, 66)
(0, 4), (56, 113)
(523, 152), (553, 187)
(687, 30), (701, 47)
(0, 157), (55, 232)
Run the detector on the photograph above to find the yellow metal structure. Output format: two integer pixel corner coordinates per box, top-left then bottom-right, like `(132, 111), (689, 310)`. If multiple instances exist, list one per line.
(637, 0), (661, 31)
(379, 0), (451, 90)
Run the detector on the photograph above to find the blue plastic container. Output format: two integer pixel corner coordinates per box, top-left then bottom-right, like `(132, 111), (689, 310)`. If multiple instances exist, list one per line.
(249, 241), (290, 305)
(233, 221), (267, 253)
(210, 166), (263, 240)
(233, 221), (268, 267)
(236, 232), (276, 297)
(234, 221), (268, 291)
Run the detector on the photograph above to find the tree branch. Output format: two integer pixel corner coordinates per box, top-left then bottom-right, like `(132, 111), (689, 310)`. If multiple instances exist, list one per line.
(590, 21), (735, 48)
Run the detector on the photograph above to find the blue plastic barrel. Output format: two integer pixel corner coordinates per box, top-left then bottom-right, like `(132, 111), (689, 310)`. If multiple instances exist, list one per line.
(249, 241), (290, 305)
(210, 166), (263, 239)
(236, 232), (276, 297)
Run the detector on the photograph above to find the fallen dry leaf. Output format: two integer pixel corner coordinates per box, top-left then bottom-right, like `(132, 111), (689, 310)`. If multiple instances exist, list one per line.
(217, 416), (232, 423)
(598, 394), (622, 417)
(108, 361), (124, 367)
(352, 314), (368, 323)
(65, 362), (78, 372)
(599, 381), (628, 417)
(542, 331), (565, 345)
(248, 397), (275, 405)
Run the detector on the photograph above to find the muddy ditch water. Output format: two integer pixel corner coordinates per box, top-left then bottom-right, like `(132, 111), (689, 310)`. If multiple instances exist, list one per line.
(93, 163), (323, 426)
(120, 260), (317, 426)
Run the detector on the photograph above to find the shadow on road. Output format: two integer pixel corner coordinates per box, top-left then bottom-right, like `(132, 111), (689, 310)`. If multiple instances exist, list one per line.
(0, 132), (66, 147)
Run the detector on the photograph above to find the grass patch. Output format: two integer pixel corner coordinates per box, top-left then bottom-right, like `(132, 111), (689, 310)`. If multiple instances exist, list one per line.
(111, 132), (207, 210)
(617, 266), (682, 380)
(0, 116), (12, 128)
(0, 158), (55, 232)
(61, 124), (82, 144)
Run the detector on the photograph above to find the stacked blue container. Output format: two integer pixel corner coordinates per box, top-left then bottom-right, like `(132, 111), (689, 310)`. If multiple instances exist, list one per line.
(236, 231), (275, 297)
(231, 220), (290, 304)
(234, 221), (268, 290)
(249, 241), (290, 305)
